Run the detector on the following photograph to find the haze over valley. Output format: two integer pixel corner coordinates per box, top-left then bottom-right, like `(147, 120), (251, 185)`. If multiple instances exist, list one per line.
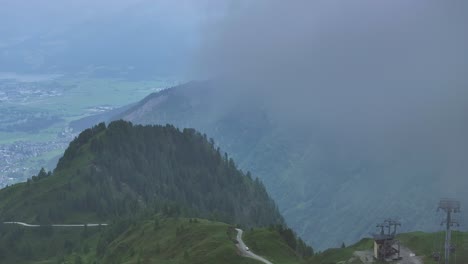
(0, 1), (467, 263)
(0, 73), (177, 186)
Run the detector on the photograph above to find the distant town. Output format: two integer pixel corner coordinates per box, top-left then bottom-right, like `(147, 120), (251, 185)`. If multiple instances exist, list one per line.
(0, 78), (67, 104)
(0, 130), (76, 188)
(0, 74), (171, 188)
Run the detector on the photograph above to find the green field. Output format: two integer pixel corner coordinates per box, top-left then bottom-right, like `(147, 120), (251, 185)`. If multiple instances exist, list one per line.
(308, 238), (374, 264)
(0, 76), (180, 183)
(301, 231), (468, 264)
(1, 76), (179, 137)
(34, 78), (178, 119)
(398, 231), (468, 264)
(244, 228), (305, 264)
(99, 218), (260, 264)
(0, 217), (263, 264)
(0, 217), (312, 264)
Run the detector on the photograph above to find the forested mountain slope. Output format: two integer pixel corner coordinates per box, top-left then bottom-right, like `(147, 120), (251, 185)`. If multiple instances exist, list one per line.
(0, 121), (283, 228)
(116, 82), (466, 249)
(0, 120), (293, 263)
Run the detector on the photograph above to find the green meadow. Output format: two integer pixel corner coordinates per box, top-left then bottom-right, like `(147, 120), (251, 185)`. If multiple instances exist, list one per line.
(0, 76), (179, 183)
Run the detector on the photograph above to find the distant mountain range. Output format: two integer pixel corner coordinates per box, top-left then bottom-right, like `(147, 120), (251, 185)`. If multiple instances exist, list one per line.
(1, 91), (465, 263)
(100, 81), (466, 250)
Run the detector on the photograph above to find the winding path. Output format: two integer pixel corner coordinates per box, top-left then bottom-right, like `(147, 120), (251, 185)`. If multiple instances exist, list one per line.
(3, 222), (108, 227)
(236, 228), (273, 264)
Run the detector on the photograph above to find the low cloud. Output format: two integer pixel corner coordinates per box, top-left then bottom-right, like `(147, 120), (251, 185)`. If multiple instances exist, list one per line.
(198, 0), (468, 195)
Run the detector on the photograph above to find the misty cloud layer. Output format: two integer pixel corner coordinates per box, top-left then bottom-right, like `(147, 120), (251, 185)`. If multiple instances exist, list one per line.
(198, 0), (468, 196)
(2, 0), (467, 247)
(201, 1), (468, 109)
(0, 0), (227, 76)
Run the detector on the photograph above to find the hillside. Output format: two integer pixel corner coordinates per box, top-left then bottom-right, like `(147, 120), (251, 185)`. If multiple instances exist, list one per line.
(114, 81), (467, 249)
(305, 231), (468, 264)
(243, 226), (313, 264)
(0, 121), (283, 228)
(397, 231), (468, 264)
(0, 121), (300, 263)
(0, 119), (464, 264)
(0, 216), (260, 264)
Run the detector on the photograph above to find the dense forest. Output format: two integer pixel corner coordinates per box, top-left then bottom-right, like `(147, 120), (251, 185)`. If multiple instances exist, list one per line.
(1, 120), (456, 264)
(0, 121), (299, 263)
(0, 120), (284, 228)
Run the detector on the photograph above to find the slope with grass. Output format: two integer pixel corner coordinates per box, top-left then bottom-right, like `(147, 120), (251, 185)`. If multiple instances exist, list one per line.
(0, 121), (292, 263)
(0, 216), (266, 264)
(242, 227), (311, 264)
(308, 238), (374, 264)
(96, 217), (262, 264)
(305, 231), (468, 264)
(398, 231), (468, 264)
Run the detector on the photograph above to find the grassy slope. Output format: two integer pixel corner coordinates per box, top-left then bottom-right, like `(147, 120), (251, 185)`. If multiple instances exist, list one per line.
(0, 223), (102, 264)
(303, 231), (468, 264)
(0, 144), (96, 223)
(0, 215), (311, 264)
(0, 122), (292, 263)
(7, 220), (466, 264)
(398, 231), (468, 264)
(243, 228), (305, 264)
(308, 238), (374, 264)
(0, 217), (268, 264)
(100, 218), (260, 264)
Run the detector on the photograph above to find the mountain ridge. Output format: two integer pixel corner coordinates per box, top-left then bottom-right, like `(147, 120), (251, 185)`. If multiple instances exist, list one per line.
(113, 81), (467, 249)
(0, 121), (284, 228)
(0, 120), (301, 263)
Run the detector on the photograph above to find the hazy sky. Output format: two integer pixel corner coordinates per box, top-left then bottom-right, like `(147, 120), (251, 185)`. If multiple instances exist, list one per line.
(2, 0), (467, 244)
(0, 0), (227, 75)
(197, 0), (468, 199)
(2, 0), (467, 193)
(0, 1), (134, 39)
(0, 0), (232, 43)
(199, 0), (468, 129)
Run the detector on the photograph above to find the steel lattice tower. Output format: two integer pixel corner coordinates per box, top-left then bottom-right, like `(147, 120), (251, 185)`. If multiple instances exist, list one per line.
(438, 199), (460, 264)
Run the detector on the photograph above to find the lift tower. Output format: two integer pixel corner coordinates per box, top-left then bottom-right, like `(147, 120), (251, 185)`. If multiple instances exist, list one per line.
(372, 218), (401, 261)
(438, 199), (460, 264)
